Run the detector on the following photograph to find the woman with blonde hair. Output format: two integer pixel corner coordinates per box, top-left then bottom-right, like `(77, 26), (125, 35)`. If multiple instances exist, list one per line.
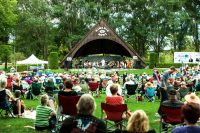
(125, 110), (155, 133)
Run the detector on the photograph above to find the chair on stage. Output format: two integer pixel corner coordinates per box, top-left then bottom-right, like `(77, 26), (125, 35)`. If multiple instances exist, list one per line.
(88, 82), (99, 96)
(101, 102), (128, 131)
(58, 94), (80, 121)
(160, 105), (184, 133)
(125, 84), (138, 102)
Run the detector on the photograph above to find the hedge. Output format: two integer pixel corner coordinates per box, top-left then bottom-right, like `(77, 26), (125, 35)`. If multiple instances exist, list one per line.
(149, 52), (159, 68)
(48, 52), (59, 69)
(155, 63), (198, 68)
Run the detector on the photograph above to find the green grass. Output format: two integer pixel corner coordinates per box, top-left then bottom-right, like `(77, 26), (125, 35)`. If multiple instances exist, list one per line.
(68, 68), (167, 75)
(0, 94), (160, 133)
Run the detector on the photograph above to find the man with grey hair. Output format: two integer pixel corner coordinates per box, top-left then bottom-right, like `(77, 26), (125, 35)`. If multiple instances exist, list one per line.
(59, 94), (106, 133)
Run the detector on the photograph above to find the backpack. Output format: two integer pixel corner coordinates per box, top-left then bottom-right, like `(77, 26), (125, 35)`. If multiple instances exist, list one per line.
(26, 90), (33, 100)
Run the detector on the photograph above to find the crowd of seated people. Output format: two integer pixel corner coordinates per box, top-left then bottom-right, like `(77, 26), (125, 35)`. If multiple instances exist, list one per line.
(0, 63), (200, 132)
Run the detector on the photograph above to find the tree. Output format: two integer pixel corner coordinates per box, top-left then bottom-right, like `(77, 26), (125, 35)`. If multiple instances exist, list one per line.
(15, 0), (53, 59)
(0, 0), (17, 69)
(0, 45), (12, 69)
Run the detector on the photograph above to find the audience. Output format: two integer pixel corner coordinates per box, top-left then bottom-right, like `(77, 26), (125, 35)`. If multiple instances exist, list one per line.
(106, 84), (124, 104)
(113, 110), (155, 133)
(59, 94), (107, 133)
(35, 94), (56, 131)
(158, 89), (184, 131)
(0, 78), (15, 115)
(184, 92), (200, 105)
(172, 103), (200, 133)
(125, 110), (155, 133)
(13, 78), (24, 97)
(58, 79), (77, 96)
(12, 90), (25, 117)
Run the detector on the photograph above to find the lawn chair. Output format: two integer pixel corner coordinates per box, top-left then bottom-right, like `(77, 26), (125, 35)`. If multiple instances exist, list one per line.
(160, 105), (184, 133)
(101, 102), (127, 132)
(58, 94), (80, 121)
(179, 87), (189, 100)
(31, 82), (42, 99)
(0, 90), (14, 118)
(88, 82), (99, 96)
(125, 84), (138, 102)
(145, 87), (156, 102)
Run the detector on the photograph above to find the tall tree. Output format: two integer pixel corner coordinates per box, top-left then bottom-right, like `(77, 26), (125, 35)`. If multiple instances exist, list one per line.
(0, 0), (17, 69)
(15, 0), (53, 59)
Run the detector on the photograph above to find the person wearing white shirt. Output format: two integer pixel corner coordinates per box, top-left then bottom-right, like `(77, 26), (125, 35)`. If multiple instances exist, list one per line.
(106, 80), (122, 96)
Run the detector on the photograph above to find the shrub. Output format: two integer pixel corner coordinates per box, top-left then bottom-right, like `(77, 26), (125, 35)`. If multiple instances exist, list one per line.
(149, 52), (159, 68)
(48, 52), (59, 69)
(156, 63), (198, 68)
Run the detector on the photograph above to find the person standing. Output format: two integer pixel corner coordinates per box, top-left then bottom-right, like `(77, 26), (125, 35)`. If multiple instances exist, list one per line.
(159, 66), (177, 102)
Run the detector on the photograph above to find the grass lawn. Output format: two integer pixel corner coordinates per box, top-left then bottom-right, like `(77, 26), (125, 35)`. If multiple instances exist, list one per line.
(0, 93), (160, 133)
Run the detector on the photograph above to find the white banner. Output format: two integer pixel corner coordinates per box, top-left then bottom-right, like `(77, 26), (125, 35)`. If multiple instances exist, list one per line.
(174, 52), (200, 63)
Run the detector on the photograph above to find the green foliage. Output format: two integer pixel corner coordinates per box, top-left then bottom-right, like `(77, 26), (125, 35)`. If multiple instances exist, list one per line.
(10, 52), (25, 64)
(0, 0), (17, 44)
(7, 65), (27, 72)
(48, 52), (59, 69)
(149, 52), (159, 68)
(156, 63), (198, 68)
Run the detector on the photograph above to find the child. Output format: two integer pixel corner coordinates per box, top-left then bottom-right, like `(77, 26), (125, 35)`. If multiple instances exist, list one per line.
(12, 90), (25, 117)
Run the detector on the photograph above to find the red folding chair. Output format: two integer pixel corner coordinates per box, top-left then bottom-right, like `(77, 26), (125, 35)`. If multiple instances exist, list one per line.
(88, 82), (99, 96)
(160, 105), (184, 133)
(101, 102), (127, 131)
(58, 94), (81, 121)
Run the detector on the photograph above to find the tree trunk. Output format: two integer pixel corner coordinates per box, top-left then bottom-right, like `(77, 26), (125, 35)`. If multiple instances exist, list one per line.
(194, 22), (199, 52)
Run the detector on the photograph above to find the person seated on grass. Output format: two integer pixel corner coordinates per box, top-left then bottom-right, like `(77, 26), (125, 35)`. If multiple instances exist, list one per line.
(35, 94), (56, 132)
(112, 110), (155, 133)
(12, 90), (25, 117)
(59, 94), (107, 133)
(58, 79), (77, 96)
(172, 103), (200, 133)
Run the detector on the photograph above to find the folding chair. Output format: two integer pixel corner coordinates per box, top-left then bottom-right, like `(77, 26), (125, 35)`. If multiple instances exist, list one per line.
(125, 84), (138, 102)
(160, 105), (184, 133)
(179, 87), (189, 100)
(101, 102), (127, 132)
(145, 87), (156, 102)
(88, 82), (99, 96)
(0, 90), (14, 118)
(31, 82), (42, 99)
(58, 94), (80, 121)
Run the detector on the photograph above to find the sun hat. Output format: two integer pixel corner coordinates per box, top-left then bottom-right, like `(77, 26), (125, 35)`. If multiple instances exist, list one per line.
(145, 82), (153, 87)
(185, 93), (200, 104)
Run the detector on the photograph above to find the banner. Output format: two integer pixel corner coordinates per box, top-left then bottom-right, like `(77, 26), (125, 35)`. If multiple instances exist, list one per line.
(174, 52), (200, 63)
